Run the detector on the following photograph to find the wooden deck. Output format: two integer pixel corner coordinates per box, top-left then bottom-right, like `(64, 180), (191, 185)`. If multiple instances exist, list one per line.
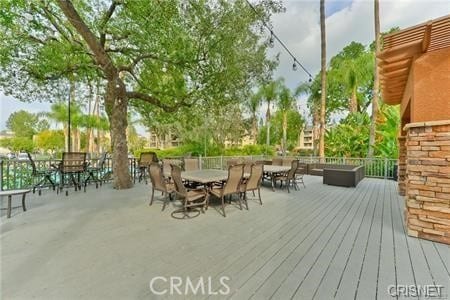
(1, 176), (449, 299)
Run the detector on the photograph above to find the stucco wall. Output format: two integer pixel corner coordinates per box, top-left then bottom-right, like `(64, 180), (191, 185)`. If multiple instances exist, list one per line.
(412, 47), (450, 123)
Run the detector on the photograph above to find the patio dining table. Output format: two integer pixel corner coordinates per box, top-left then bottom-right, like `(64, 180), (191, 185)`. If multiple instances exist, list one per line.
(263, 165), (291, 191)
(181, 169), (230, 184)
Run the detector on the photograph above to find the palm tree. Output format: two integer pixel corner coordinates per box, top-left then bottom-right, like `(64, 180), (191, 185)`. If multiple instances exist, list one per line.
(245, 93), (261, 144)
(368, 0), (381, 157)
(45, 102), (83, 152)
(259, 79), (282, 147)
(319, 0), (327, 158)
(344, 56), (372, 113)
(278, 86), (295, 155)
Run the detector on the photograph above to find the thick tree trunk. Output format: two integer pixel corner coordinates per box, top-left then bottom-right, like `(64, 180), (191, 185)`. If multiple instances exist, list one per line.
(368, 0), (380, 157)
(313, 108), (320, 156)
(349, 87), (358, 114)
(319, 0), (327, 159)
(105, 80), (133, 189)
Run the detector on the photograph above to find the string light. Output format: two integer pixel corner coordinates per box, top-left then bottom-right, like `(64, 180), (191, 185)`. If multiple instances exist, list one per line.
(245, 0), (313, 79)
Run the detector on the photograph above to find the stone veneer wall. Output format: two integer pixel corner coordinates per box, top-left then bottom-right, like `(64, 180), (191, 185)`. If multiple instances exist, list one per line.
(404, 120), (450, 244)
(398, 136), (407, 196)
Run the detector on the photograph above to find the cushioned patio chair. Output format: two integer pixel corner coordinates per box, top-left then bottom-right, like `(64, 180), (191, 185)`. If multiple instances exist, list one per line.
(148, 162), (174, 210)
(210, 164), (244, 217)
(170, 164), (208, 219)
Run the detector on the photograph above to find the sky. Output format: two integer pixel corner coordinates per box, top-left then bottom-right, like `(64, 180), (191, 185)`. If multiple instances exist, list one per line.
(1, 0), (449, 132)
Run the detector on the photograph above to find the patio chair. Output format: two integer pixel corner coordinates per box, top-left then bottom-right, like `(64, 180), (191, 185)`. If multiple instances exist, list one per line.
(240, 163), (264, 209)
(226, 159), (241, 168)
(273, 160), (300, 193)
(183, 158), (199, 171)
(83, 152), (108, 191)
(148, 162), (174, 211)
(210, 164), (244, 217)
(243, 160), (253, 174)
(58, 152), (87, 196)
(162, 158), (182, 178)
(170, 164), (209, 219)
(295, 163), (307, 188)
(272, 157), (283, 166)
(137, 152), (158, 184)
(27, 152), (57, 196)
(282, 158), (295, 166)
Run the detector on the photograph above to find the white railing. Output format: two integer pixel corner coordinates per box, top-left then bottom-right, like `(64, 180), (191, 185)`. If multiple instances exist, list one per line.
(198, 155), (397, 179)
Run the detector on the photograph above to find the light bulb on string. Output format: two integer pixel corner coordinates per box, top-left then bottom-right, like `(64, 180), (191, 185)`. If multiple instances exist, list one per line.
(292, 59), (298, 71)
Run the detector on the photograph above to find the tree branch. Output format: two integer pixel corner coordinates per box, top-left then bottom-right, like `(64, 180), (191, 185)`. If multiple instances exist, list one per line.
(56, 0), (118, 80)
(126, 91), (193, 113)
(99, 0), (120, 47)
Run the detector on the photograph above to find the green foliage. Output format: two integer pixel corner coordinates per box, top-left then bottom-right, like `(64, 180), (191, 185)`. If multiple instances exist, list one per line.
(323, 105), (399, 159)
(223, 144), (274, 156)
(0, 137), (35, 152)
(257, 109), (303, 150)
(134, 143), (274, 158)
(6, 110), (40, 138)
(325, 113), (370, 157)
(35, 130), (65, 153)
(374, 104), (400, 158)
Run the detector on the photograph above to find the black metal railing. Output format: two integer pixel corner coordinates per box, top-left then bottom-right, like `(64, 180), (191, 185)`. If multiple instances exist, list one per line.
(0, 157), (137, 191)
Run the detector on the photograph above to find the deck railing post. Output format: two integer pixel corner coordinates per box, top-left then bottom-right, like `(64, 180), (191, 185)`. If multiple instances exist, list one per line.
(199, 155), (202, 170)
(0, 160), (3, 191)
(220, 155), (223, 170)
(384, 158), (388, 179)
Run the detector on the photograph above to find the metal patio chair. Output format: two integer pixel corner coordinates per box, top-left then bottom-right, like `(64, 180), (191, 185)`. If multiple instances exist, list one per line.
(272, 160), (300, 193)
(210, 164), (244, 217)
(27, 152), (57, 196)
(148, 162), (174, 211)
(170, 164), (208, 219)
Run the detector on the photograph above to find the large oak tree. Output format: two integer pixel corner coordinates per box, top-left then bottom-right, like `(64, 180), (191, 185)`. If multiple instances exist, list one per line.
(0, 0), (281, 188)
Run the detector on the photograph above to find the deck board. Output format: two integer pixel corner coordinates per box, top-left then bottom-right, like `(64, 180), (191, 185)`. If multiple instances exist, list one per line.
(1, 176), (448, 300)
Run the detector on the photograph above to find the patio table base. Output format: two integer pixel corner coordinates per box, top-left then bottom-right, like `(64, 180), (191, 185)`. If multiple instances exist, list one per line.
(171, 208), (201, 219)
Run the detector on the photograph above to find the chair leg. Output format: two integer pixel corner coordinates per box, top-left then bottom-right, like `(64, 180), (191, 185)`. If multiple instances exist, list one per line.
(287, 179), (290, 193)
(258, 188), (262, 205)
(243, 192), (249, 210)
(150, 188), (155, 206)
(238, 194), (243, 210)
(221, 196), (226, 217)
(162, 192), (170, 211)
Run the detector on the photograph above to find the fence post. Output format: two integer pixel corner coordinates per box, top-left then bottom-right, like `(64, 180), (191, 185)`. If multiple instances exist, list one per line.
(384, 158), (388, 179)
(220, 155), (223, 170)
(0, 160), (3, 191)
(199, 155), (202, 170)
